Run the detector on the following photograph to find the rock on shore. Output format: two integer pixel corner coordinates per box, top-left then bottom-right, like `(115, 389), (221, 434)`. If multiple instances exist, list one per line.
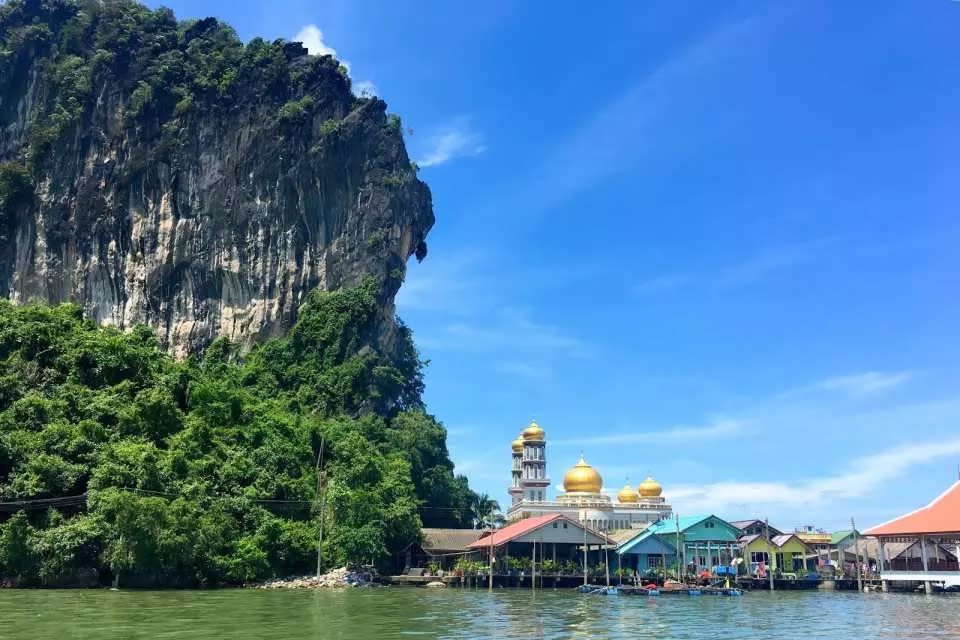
(256, 567), (376, 589)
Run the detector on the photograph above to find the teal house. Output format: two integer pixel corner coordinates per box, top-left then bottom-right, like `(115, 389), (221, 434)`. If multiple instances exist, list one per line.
(615, 530), (677, 573)
(647, 515), (742, 574)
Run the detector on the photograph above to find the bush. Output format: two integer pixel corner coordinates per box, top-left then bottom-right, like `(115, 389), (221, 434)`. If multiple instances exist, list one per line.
(278, 95), (315, 124)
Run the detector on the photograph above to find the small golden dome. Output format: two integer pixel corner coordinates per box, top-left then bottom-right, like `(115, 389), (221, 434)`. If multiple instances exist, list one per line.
(638, 475), (662, 497)
(563, 454), (603, 493)
(522, 420), (545, 441)
(511, 435), (524, 452)
(618, 482), (638, 503)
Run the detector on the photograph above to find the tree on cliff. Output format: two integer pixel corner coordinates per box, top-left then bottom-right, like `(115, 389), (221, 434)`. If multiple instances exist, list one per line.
(0, 282), (477, 586)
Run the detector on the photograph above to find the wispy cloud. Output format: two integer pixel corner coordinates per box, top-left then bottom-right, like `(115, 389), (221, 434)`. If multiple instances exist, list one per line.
(715, 241), (824, 288)
(633, 239), (829, 297)
(396, 252), (489, 313)
(668, 437), (960, 516)
(494, 15), (762, 217)
(818, 371), (913, 395)
(634, 275), (688, 294)
(551, 419), (746, 447)
(497, 360), (552, 380)
(416, 117), (486, 168)
(418, 309), (590, 358)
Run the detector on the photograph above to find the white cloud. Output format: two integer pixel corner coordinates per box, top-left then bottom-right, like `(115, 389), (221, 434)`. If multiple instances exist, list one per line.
(817, 371), (913, 395)
(293, 24), (338, 58)
(551, 419), (746, 447)
(668, 437), (960, 516)
(416, 117), (486, 167)
(293, 24), (361, 80)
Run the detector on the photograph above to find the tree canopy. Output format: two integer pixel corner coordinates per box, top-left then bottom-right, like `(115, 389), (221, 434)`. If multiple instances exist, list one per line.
(0, 281), (475, 586)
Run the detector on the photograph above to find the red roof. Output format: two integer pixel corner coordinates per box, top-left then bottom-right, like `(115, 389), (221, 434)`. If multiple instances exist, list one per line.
(865, 480), (960, 536)
(466, 513), (613, 549)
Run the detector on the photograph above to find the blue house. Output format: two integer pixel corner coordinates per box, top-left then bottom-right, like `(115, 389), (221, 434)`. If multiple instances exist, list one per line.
(615, 529), (677, 573)
(647, 515), (742, 574)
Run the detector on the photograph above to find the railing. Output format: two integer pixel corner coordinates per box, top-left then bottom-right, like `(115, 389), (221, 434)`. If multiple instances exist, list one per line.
(887, 558), (960, 572)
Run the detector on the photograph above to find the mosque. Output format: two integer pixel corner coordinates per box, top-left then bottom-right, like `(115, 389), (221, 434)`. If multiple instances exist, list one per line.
(506, 420), (672, 531)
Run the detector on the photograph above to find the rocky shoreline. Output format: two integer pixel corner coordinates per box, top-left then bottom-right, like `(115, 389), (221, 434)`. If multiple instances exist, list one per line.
(255, 567), (381, 589)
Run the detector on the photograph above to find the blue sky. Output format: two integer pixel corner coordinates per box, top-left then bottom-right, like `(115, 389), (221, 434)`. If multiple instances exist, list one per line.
(153, 1), (960, 531)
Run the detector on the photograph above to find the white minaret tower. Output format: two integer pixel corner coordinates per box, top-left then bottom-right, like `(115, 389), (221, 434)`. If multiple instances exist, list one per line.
(508, 434), (524, 506)
(518, 420), (550, 503)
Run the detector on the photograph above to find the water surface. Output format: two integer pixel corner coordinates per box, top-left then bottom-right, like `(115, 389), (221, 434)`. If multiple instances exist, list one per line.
(0, 587), (956, 639)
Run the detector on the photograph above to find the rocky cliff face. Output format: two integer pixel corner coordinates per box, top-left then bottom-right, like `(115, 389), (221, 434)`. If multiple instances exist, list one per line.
(0, 0), (432, 357)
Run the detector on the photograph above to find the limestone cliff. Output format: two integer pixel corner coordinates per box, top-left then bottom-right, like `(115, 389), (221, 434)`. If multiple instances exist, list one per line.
(0, 0), (432, 356)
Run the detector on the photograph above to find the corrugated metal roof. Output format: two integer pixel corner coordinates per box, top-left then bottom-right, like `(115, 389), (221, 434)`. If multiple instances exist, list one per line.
(730, 519), (783, 535)
(866, 481), (960, 536)
(421, 528), (485, 552)
(771, 534), (808, 548)
(466, 513), (614, 549)
(830, 530), (857, 544)
(647, 515), (710, 533)
(616, 529), (676, 555)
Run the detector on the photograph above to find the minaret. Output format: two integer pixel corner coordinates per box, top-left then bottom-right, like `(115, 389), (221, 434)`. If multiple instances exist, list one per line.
(508, 434), (524, 506)
(519, 420), (550, 503)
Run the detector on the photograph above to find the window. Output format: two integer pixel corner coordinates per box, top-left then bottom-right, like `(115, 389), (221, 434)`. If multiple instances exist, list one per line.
(649, 556), (663, 567)
(553, 522), (558, 528)
(563, 522), (568, 529)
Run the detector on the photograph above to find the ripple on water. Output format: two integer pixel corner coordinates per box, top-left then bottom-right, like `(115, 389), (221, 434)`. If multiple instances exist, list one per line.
(0, 588), (958, 639)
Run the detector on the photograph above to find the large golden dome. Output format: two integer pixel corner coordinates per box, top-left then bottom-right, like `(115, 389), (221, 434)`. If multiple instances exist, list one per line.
(563, 454), (603, 493)
(638, 475), (662, 497)
(511, 435), (524, 453)
(522, 420), (545, 441)
(618, 482), (638, 503)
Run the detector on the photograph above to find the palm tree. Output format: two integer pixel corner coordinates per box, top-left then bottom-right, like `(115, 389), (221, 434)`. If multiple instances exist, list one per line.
(470, 493), (505, 530)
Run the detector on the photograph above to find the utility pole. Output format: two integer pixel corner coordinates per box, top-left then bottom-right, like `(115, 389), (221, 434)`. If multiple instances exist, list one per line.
(852, 517), (862, 592)
(488, 523), (494, 591)
(765, 518), (775, 592)
(315, 437), (326, 579)
(532, 538), (537, 592)
(604, 525), (610, 587)
(675, 513), (683, 583)
(581, 511), (588, 586)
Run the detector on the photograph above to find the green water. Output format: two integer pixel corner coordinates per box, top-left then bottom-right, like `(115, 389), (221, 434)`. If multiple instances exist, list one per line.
(0, 588), (956, 639)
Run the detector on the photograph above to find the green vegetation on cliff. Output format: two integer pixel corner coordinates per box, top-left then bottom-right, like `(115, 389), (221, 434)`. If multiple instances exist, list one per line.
(0, 282), (476, 586)
(0, 0), (369, 170)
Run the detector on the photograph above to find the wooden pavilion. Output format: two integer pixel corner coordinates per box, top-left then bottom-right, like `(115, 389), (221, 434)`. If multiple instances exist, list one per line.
(865, 479), (960, 593)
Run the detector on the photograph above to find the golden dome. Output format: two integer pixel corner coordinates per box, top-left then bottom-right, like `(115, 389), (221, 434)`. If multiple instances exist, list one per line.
(618, 482), (638, 503)
(638, 475), (662, 497)
(563, 454), (603, 493)
(522, 420), (545, 441)
(511, 435), (524, 453)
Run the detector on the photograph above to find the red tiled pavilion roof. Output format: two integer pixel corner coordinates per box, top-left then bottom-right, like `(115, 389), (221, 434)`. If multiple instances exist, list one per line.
(865, 480), (960, 536)
(466, 513), (613, 549)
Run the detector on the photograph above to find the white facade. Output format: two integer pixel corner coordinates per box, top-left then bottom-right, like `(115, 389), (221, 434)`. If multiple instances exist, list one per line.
(505, 425), (672, 530)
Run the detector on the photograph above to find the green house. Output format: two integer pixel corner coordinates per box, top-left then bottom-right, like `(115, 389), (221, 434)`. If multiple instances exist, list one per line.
(647, 515), (742, 573)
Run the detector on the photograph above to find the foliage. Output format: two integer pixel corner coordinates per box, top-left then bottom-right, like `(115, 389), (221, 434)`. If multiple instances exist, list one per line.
(0, 281), (477, 586)
(0, 163), (32, 236)
(469, 493), (504, 530)
(319, 118), (340, 137)
(0, 0), (355, 171)
(277, 95), (315, 124)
